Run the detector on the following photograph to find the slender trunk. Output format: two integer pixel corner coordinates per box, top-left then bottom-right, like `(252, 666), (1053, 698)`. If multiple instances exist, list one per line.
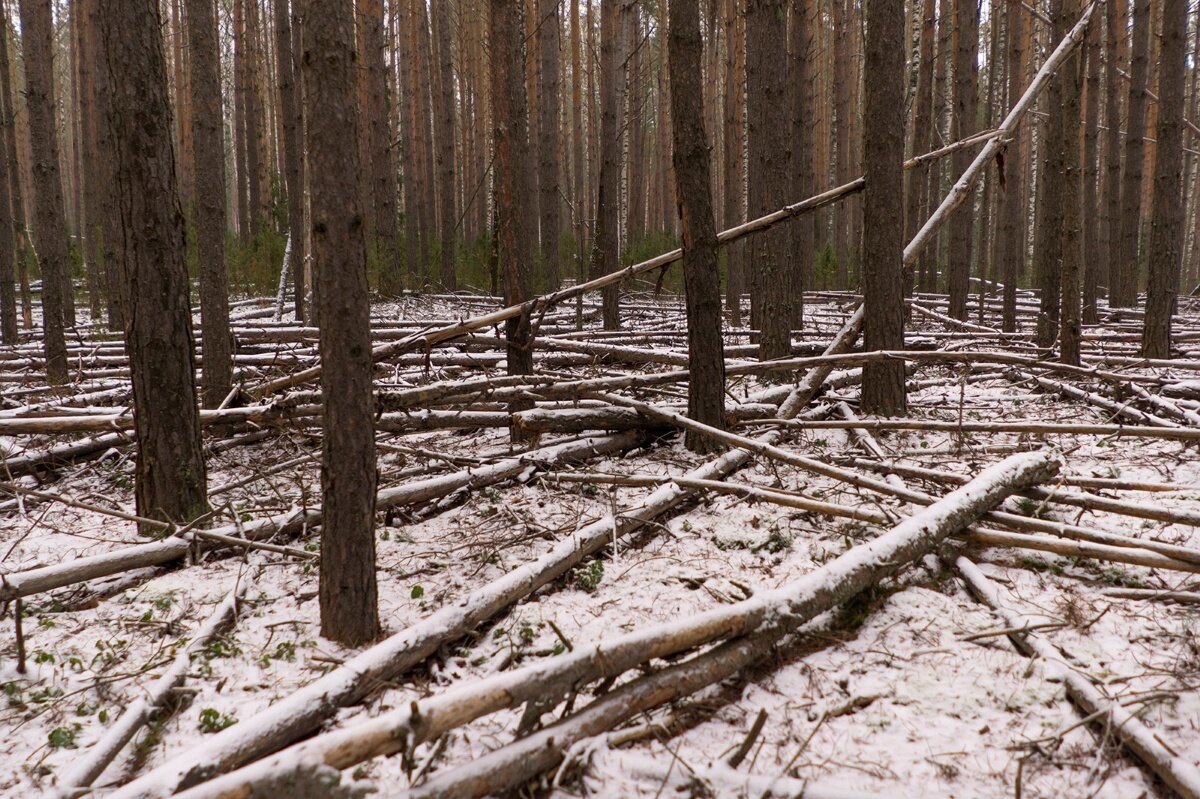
(570, 0), (585, 288)
(434, 0), (458, 289)
(187, 0), (232, 407)
(1058, 0), (1083, 365)
(831, 0), (851, 290)
(99, 0), (208, 529)
(1141, 0), (1186, 357)
(722, 0), (744, 324)
(537, 0), (561, 290)
(861, 0), (906, 414)
(922, 0), (952, 294)
(905, 0), (935, 297)
(300, 0), (379, 647)
(947, 0), (978, 321)
(788, 0), (815, 324)
(18, 0), (71, 384)
(591, 0), (629, 330)
(233, 0), (250, 242)
(1114, 0), (1150, 308)
(275, 0), (306, 320)
(669, 0), (726, 454)
(1102, 0), (1124, 304)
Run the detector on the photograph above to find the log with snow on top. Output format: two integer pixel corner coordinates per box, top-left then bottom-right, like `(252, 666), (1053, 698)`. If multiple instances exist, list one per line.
(166, 450), (1060, 799)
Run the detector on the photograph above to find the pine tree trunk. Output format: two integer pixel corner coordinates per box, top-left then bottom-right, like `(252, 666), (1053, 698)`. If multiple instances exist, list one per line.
(536, 0), (561, 290)
(722, 0), (744, 325)
(591, 0), (629, 330)
(905, 0), (935, 295)
(187, 0), (232, 408)
(358, 0), (400, 293)
(570, 0), (585, 277)
(668, 0), (726, 455)
(233, 0), (250, 242)
(299, 0), (379, 648)
(414, 0), (437, 279)
(746, 0), (792, 360)
(18, 0), (71, 384)
(434, 0), (458, 290)
(244, 0), (266, 232)
(1115, 0), (1150, 308)
(1141, 0), (1186, 357)
(275, 0), (306, 320)
(947, 0), (978, 321)
(99, 0), (208, 530)
(491, 0), (537, 381)
(395, 0), (421, 286)
(1081, 11), (1101, 325)
(1103, 0), (1125, 305)
(788, 0), (816, 322)
(861, 0), (906, 415)
(999, 0), (1025, 332)
(1058, 0), (1084, 366)
(0, 59), (12, 344)
(831, 0), (851, 291)
(922, 0), (952, 294)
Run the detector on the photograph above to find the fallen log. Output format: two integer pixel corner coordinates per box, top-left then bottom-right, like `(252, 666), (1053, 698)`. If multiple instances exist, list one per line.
(110, 309), (867, 799)
(52, 573), (253, 798)
(750, 417), (1200, 441)
(168, 450), (1059, 799)
(953, 556), (1200, 799)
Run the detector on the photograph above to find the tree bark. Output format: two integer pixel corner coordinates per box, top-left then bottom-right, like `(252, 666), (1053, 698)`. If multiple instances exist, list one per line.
(670, 0), (726, 454)
(188, 0), (232, 408)
(861, 0), (906, 415)
(537, 0), (562, 291)
(999, 0), (1024, 332)
(1058, 0), (1084, 365)
(787, 0), (814, 324)
(947, 0), (978, 321)
(905, 0), (936, 297)
(590, 0), (629, 330)
(300, 0), (380, 647)
(18, 0), (71, 383)
(491, 0), (537, 401)
(1141, 0), (1186, 358)
(1102, 0), (1124, 304)
(0, 35), (12, 344)
(358, 0), (401, 293)
(1114, 0), (1150, 308)
(746, 0), (793, 360)
(275, 0), (306, 321)
(433, 0), (457, 290)
(99, 0), (208, 530)
(233, 0), (250, 242)
(722, 0), (744, 324)
(1081, 11), (1101, 325)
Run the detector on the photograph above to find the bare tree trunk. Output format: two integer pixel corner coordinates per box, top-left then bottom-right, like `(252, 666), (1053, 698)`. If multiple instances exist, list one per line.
(591, 0), (629, 330)
(905, 0), (935, 296)
(300, 0), (379, 647)
(669, 0), (725, 455)
(1034, 15), (1066, 348)
(537, 0), (561, 290)
(922, 0), (952, 294)
(570, 0), (585, 281)
(746, 0), (792, 361)
(788, 0), (815, 322)
(99, 0), (208, 530)
(1058, 0), (1083, 365)
(188, 0), (232, 407)
(1102, 0), (1124, 304)
(18, 0), (71, 384)
(861, 0), (906, 415)
(1114, 0), (1150, 308)
(395, 0), (420, 286)
(358, 0), (400, 294)
(233, 0), (250, 242)
(722, 0), (744, 325)
(1141, 0), (1186, 357)
(831, 0), (851, 290)
(947, 0), (978, 321)
(244, 0), (265, 233)
(0, 63), (11, 344)
(492, 0), (537, 392)
(0, 7), (29, 331)
(1081, 12), (1101, 324)
(275, 0), (305, 320)
(433, 0), (458, 290)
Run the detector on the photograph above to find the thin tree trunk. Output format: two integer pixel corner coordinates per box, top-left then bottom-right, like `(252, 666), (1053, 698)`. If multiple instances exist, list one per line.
(359, 0), (400, 293)
(669, 0), (725, 454)
(905, 0), (935, 296)
(1081, 8), (1101, 325)
(434, 0), (458, 290)
(746, 0), (793, 360)
(861, 0), (906, 414)
(788, 0), (815, 321)
(1000, 0), (1025, 331)
(947, 0), (978, 321)
(233, 0), (250, 242)
(537, 0), (561, 290)
(275, 0), (305, 320)
(1102, 0), (1124, 303)
(1141, 0), (1186, 357)
(831, 0), (851, 290)
(722, 0), (744, 324)
(188, 0), (232, 407)
(300, 0), (379, 647)
(99, 0), (208, 530)
(1114, 0), (1150, 307)
(0, 58), (11, 344)
(591, 0), (629, 330)
(18, 0), (71, 384)
(570, 0), (585, 289)
(1058, 0), (1084, 365)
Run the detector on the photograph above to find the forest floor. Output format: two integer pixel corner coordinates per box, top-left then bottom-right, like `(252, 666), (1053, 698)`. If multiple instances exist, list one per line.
(2, 289), (1200, 798)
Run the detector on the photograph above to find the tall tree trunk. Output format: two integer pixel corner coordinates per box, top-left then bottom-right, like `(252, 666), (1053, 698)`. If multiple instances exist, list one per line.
(275, 0), (306, 320)
(99, 0), (208, 529)
(244, 0), (266, 232)
(359, 0), (401, 293)
(1058, 0), (1084, 365)
(831, 0), (851, 290)
(233, 0), (250, 242)
(1102, 0), (1124, 305)
(18, 0), (71, 384)
(71, 0), (100, 323)
(1034, 32), (1065, 348)
(1114, 0), (1150, 308)
(188, 0), (232, 408)
(746, 0), (792, 360)
(669, 0), (725, 455)
(861, 0), (906, 414)
(0, 54), (11, 344)
(999, 0), (1025, 331)
(788, 0), (815, 322)
(492, 0), (537, 391)
(300, 0), (379, 647)
(536, 0), (561, 290)
(947, 0), (978, 321)
(1081, 7), (1101, 325)
(414, 0), (437, 279)
(433, 0), (458, 290)
(0, 8), (28, 331)
(1141, 0), (1185, 357)
(591, 0), (629, 330)
(395, 0), (421, 286)
(905, 0), (935, 295)
(570, 0), (586, 290)
(922, 0), (952, 294)
(624, 7), (645, 247)
(722, 0), (744, 325)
